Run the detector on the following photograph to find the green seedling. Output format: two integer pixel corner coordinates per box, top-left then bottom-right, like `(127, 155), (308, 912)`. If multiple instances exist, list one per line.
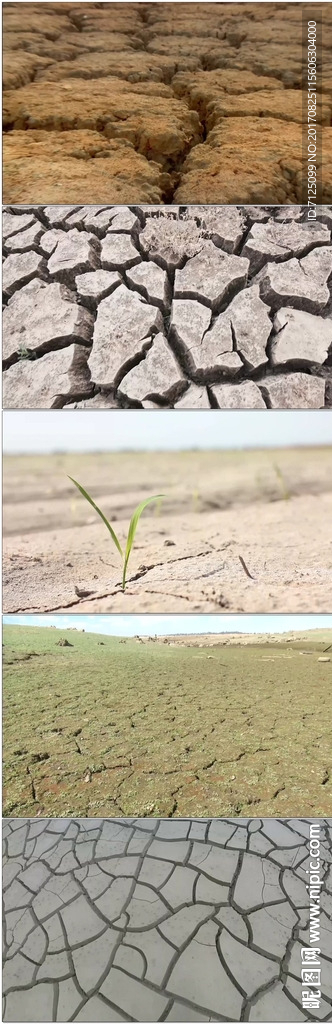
(68, 476), (164, 591)
(191, 488), (200, 513)
(153, 495), (164, 517)
(70, 498), (77, 517)
(273, 463), (290, 501)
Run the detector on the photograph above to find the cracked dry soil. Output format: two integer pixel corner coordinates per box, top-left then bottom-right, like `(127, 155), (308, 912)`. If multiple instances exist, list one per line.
(3, 448), (332, 613)
(3, 2), (332, 205)
(3, 625), (332, 819)
(3, 817), (332, 1023)
(3, 204), (332, 410)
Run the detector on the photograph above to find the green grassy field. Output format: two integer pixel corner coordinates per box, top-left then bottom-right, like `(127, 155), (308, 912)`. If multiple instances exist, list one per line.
(3, 624), (331, 818)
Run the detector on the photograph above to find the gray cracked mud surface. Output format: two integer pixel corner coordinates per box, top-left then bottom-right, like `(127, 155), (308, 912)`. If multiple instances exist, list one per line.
(3, 817), (332, 1023)
(2, 205), (332, 410)
(2, 2), (332, 205)
(3, 447), (332, 613)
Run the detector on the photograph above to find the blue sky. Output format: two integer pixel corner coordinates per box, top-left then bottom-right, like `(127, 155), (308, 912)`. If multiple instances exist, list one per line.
(4, 615), (332, 637)
(3, 411), (332, 453)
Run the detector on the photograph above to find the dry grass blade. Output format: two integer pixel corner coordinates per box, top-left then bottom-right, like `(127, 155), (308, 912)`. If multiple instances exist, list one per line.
(238, 555), (255, 580)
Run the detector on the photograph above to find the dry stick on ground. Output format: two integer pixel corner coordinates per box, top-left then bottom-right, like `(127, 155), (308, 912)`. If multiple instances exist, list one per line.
(238, 555), (255, 580)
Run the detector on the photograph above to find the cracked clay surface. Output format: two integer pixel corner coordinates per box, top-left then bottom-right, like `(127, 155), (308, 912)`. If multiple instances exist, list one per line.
(2, 3), (332, 205)
(3, 447), (332, 614)
(3, 624), (332, 819)
(3, 817), (332, 1022)
(2, 204), (332, 410)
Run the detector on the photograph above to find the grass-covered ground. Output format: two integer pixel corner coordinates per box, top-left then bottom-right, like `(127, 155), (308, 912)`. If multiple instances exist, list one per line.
(3, 624), (331, 818)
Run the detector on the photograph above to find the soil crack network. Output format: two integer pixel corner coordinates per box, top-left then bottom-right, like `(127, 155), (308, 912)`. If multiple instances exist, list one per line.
(3, 2), (332, 205)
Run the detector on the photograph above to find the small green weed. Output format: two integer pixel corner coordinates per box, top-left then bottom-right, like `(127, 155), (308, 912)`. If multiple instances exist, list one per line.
(273, 463), (290, 501)
(18, 345), (34, 360)
(191, 488), (200, 513)
(68, 477), (164, 591)
(153, 496), (164, 517)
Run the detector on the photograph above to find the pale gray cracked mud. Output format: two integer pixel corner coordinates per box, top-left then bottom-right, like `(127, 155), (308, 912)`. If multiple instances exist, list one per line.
(3, 817), (332, 1023)
(2, 204), (332, 410)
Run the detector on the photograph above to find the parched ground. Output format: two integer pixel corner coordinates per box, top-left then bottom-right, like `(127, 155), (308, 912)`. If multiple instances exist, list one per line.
(3, 2), (332, 204)
(3, 625), (332, 819)
(3, 447), (332, 613)
(3, 817), (332, 1023)
(3, 204), (332, 410)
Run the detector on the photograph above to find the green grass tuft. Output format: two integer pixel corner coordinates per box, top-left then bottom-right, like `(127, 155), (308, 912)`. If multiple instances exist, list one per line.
(273, 463), (291, 501)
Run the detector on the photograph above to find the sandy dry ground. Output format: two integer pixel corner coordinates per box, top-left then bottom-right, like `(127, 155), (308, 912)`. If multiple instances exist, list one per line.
(3, 2), (332, 204)
(3, 447), (332, 612)
(3, 817), (332, 1023)
(3, 204), (332, 411)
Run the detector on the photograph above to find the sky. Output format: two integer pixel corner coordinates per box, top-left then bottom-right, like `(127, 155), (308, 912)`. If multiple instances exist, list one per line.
(3, 411), (332, 454)
(4, 615), (332, 637)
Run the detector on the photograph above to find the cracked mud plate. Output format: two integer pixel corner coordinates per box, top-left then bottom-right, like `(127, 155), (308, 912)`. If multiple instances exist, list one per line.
(3, 817), (332, 1021)
(2, 204), (332, 410)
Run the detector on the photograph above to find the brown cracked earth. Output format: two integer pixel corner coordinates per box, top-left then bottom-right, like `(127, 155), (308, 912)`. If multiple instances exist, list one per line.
(3, 2), (332, 205)
(3, 447), (332, 614)
(3, 624), (332, 818)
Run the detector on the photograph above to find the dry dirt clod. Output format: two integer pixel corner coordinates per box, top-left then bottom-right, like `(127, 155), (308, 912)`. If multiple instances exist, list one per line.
(74, 585), (95, 599)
